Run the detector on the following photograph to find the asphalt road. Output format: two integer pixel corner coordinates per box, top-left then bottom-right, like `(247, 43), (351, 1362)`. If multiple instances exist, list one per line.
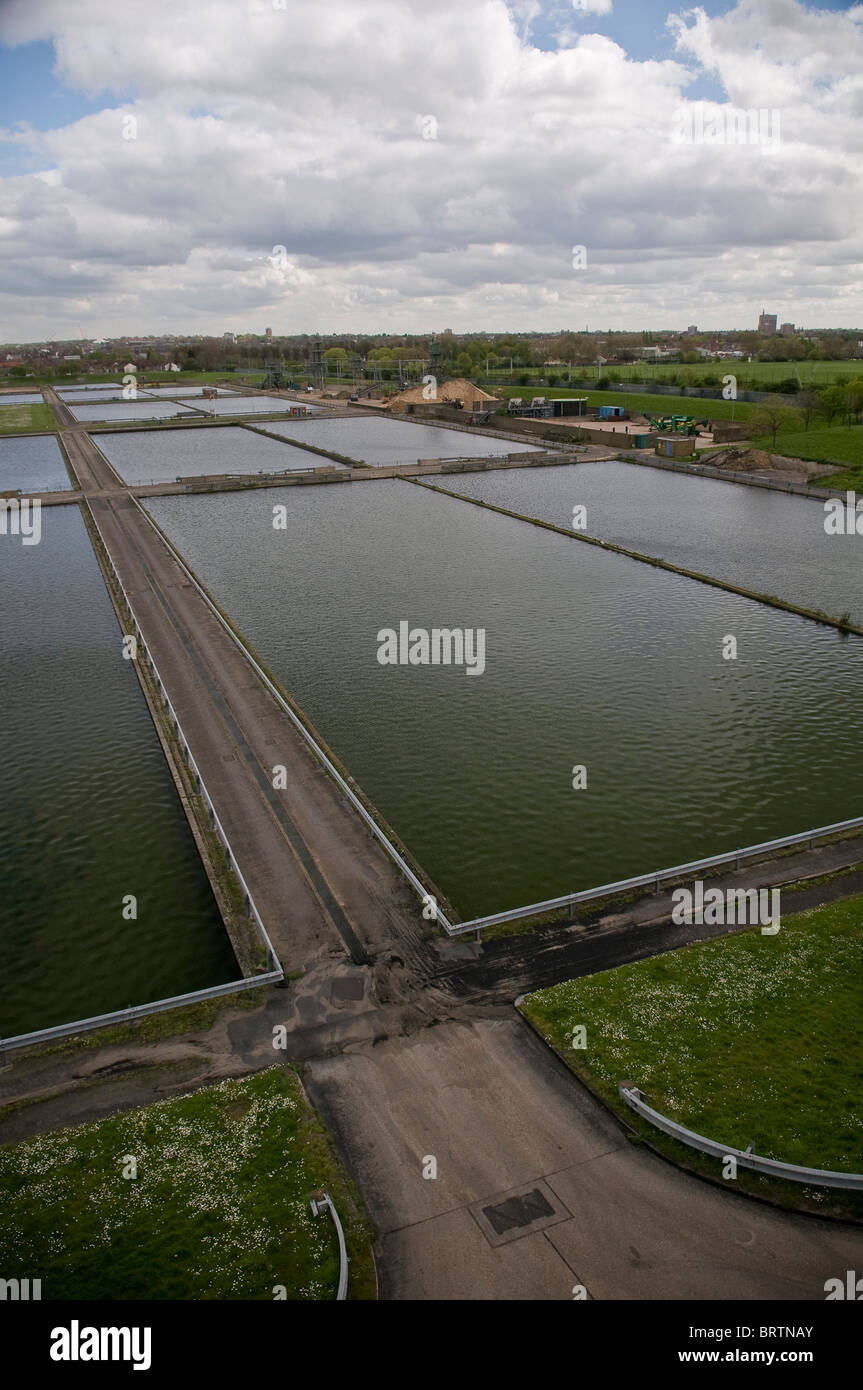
(307, 1017), (863, 1301)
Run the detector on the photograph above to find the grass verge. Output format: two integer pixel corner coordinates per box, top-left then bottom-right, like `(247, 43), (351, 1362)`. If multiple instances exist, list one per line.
(0, 1066), (375, 1299)
(753, 427), (863, 490)
(0, 403), (56, 434)
(521, 894), (863, 1218)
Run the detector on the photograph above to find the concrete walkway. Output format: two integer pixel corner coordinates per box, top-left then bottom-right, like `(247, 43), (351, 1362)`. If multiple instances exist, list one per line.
(50, 399), (436, 980)
(307, 1017), (863, 1300)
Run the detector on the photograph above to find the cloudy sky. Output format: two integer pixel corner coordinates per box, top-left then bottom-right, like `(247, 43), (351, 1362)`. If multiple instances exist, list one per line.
(0, 0), (861, 341)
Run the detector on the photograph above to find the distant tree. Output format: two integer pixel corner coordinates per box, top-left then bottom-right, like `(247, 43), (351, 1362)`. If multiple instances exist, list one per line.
(843, 379), (863, 425)
(750, 396), (803, 446)
(798, 389), (821, 431)
(818, 384), (846, 426)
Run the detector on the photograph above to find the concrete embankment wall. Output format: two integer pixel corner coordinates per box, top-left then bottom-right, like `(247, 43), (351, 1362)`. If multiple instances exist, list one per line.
(622, 452), (836, 501)
(412, 478), (863, 637)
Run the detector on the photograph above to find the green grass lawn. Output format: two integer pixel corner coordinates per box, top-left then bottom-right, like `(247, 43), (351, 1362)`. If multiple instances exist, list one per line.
(481, 360), (862, 387)
(753, 426), (863, 490)
(522, 895), (863, 1197)
(0, 1067), (375, 1300)
(137, 370), (265, 384)
(0, 403), (56, 434)
(496, 385), (758, 422)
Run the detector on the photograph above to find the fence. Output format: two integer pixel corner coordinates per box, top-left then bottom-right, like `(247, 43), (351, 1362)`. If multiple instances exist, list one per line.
(0, 495), (286, 1057)
(619, 1086), (863, 1190)
(447, 814), (863, 936)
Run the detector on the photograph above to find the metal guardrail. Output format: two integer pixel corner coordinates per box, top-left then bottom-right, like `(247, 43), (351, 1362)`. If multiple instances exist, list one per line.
(448, 814), (863, 935)
(0, 974), (282, 1058)
(130, 494), (456, 935)
(131, 469), (323, 487)
(310, 1192), (349, 1300)
(85, 493), (283, 974)
(0, 492), (287, 1056)
(619, 1086), (863, 1190)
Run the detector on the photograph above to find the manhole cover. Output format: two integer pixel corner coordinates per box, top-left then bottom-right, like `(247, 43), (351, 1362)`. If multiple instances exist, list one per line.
(470, 1180), (570, 1248)
(483, 1188), (554, 1236)
(331, 977), (365, 1003)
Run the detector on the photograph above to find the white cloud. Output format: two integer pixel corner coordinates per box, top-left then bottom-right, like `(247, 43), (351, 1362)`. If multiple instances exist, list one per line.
(0, 0), (860, 337)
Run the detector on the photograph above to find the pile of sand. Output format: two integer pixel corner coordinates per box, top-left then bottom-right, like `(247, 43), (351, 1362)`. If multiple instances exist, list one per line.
(706, 447), (779, 471)
(386, 377), (498, 409)
(704, 447), (837, 482)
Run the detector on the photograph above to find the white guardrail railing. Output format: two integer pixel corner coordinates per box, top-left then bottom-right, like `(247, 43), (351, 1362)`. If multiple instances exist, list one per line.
(0, 491), (285, 1057)
(448, 815), (863, 936)
(128, 492), (457, 934)
(619, 1086), (863, 1190)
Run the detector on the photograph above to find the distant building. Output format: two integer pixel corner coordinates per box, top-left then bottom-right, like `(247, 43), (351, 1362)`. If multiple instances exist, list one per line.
(686, 325), (698, 334)
(265, 327), (273, 338)
(758, 311), (778, 334)
(780, 322), (795, 336)
(223, 331), (235, 342)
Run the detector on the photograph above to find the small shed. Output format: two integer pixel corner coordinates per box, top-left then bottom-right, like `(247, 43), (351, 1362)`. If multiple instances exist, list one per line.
(656, 435), (692, 459)
(551, 398), (587, 417)
(598, 404), (627, 420)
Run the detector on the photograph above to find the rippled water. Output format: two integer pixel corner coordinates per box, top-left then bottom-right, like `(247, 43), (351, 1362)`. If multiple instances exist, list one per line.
(0, 435), (72, 493)
(71, 400), (197, 421)
(0, 505), (237, 1036)
(97, 425), (342, 484)
(263, 416), (541, 465)
(141, 386), (238, 398)
(56, 384), (123, 395)
(148, 482), (863, 919)
(186, 395), (305, 416)
(444, 461), (863, 623)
